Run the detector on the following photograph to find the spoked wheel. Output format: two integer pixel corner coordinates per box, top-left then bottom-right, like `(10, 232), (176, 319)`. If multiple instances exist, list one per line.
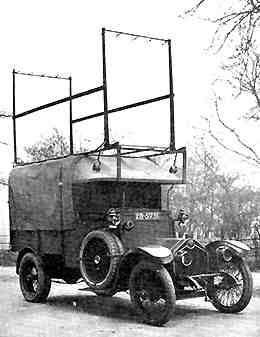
(129, 261), (176, 326)
(208, 257), (253, 313)
(19, 253), (51, 302)
(80, 230), (123, 290)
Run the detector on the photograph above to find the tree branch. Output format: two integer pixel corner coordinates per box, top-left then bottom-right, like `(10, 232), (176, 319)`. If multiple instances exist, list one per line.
(206, 118), (260, 165)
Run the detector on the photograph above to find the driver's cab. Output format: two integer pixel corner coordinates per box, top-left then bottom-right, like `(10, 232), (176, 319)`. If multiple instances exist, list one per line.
(72, 180), (173, 249)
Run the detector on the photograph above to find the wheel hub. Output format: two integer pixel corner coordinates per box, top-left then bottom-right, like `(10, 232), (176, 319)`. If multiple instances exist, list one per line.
(94, 255), (101, 265)
(217, 271), (241, 290)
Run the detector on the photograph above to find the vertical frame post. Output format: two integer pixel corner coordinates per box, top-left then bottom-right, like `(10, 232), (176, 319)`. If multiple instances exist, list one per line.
(182, 148), (187, 184)
(116, 143), (121, 179)
(168, 39), (175, 151)
(102, 27), (110, 146)
(69, 76), (73, 154)
(59, 168), (65, 256)
(12, 69), (17, 165)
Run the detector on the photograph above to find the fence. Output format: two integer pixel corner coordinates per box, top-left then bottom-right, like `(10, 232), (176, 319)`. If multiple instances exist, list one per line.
(0, 235), (9, 250)
(240, 238), (260, 271)
(1, 235), (260, 270)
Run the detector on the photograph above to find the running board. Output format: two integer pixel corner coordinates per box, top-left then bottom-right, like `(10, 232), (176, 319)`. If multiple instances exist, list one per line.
(176, 289), (206, 300)
(78, 287), (116, 295)
(78, 287), (93, 291)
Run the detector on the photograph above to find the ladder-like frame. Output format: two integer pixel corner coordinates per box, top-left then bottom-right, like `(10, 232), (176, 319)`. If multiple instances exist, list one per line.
(12, 28), (186, 183)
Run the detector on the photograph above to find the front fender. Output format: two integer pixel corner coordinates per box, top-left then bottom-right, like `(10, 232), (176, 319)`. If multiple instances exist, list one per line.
(120, 245), (173, 266)
(115, 245), (173, 291)
(135, 245), (173, 264)
(206, 240), (250, 258)
(227, 240), (251, 254)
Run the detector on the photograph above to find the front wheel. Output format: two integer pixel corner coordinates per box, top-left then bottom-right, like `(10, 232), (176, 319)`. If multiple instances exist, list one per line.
(129, 261), (176, 326)
(208, 256), (253, 313)
(19, 253), (51, 303)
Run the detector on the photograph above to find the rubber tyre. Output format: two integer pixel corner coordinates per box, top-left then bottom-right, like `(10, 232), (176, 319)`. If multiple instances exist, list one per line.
(129, 261), (176, 326)
(19, 253), (51, 303)
(80, 230), (124, 290)
(208, 257), (253, 313)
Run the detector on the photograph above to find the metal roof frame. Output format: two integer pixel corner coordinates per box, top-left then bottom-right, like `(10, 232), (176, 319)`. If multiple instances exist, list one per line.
(12, 28), (186, 183)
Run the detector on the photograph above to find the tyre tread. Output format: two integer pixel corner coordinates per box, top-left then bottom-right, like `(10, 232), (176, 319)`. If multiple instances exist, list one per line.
(129, 260), (176, 326)
(19, 253), (51, 303)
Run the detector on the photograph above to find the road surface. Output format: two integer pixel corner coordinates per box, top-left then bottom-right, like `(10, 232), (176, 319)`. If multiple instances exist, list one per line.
(0, 267), (259, 337)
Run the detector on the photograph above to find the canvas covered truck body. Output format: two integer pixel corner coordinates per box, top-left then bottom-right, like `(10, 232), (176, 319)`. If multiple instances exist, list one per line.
(10, 154), (179, 276)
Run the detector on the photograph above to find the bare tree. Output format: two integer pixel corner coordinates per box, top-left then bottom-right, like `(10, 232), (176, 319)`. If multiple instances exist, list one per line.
(185, 1), (260, 164)
(186, 1), (260, 56)
(186, 0), (260, 101)
(228, 51), (260, 120)
(203, 93), (260, 166)
(24, 128), (70, 162)
(24, 127), (90, 162)
(169, 142), (260, 240)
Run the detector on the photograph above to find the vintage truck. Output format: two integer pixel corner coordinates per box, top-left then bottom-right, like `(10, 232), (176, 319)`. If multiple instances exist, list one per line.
(9, 28), (253, 326)
(9, 150), (253, 325)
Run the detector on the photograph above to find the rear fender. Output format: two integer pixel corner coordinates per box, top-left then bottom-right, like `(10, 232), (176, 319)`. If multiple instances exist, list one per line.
(16, 247), (37, 274)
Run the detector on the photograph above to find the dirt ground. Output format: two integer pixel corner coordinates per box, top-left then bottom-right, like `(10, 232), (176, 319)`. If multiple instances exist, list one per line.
(0, 267), (259, 337)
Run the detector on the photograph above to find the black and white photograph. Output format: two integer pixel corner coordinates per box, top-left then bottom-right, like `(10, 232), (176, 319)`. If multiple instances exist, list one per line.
(0, 1), (260, 336)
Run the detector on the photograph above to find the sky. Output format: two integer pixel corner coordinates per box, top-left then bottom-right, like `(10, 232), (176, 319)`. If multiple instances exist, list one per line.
(0, 0), (259, 186)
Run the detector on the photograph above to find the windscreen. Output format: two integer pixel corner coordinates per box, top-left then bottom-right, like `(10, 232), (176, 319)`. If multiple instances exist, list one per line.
(73, 181), (161, 217)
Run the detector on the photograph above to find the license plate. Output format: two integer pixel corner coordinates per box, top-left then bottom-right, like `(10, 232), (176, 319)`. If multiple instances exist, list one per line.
(135, 211), (160, 221)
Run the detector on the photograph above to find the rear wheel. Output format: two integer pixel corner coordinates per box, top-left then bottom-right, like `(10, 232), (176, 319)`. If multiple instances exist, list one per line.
(208, 257), (253, 313)
(129, 261), (176, 326)
(19, 253), (51, 302)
